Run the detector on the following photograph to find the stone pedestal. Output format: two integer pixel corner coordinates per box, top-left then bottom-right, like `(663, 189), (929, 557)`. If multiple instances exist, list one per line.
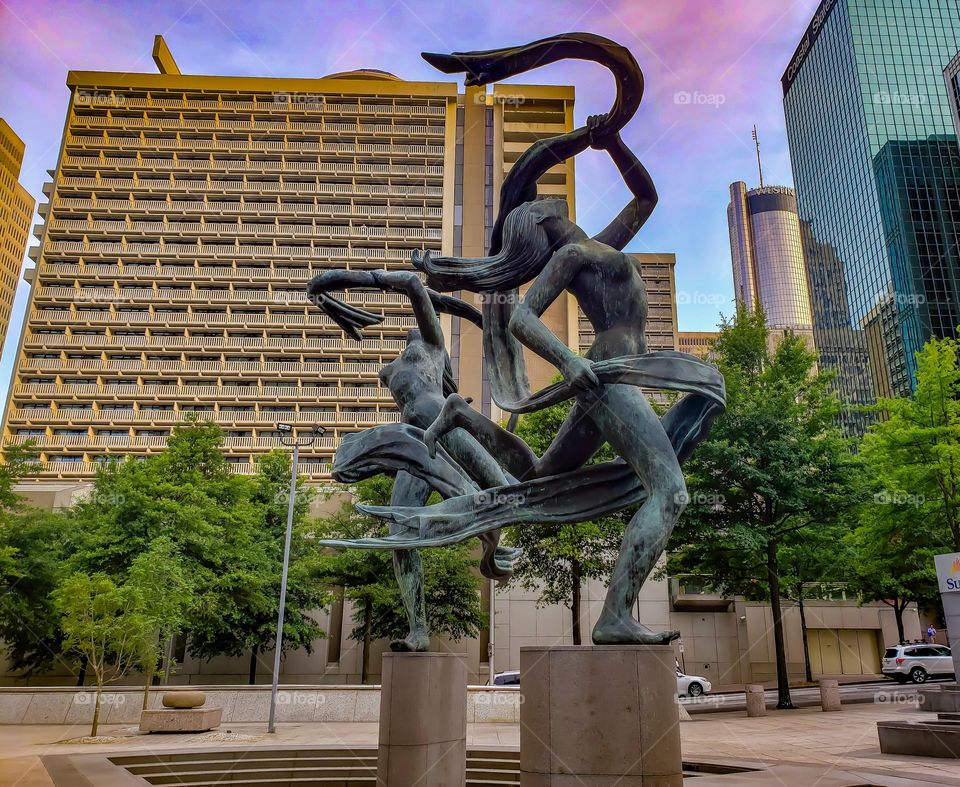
(139, 707), (222, 732)
(745, 685), (767, 717)
(819, 679), (841, 712)
(377, 652), (467, 787)
(520, 645), (682, 787)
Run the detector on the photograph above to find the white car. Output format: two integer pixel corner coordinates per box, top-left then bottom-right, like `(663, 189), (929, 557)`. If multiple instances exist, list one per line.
(881, 643), (954, 684)
(677, 670), (711, 697)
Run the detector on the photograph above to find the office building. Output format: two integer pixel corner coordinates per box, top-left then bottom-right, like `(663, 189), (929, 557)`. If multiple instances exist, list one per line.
(0, 120), (34, 350)
(676, 330), (719, 359)
(783, 0), (960, 424)
(946, 51), (960, 143)
(1, 36), (576, 488)
(727, 181), (815, 348)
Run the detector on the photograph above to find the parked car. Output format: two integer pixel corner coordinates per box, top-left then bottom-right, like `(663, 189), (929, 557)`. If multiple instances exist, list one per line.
(493, 670), (520, 686)
(881, 643), (954, 684)
(677, 669), (712, 697)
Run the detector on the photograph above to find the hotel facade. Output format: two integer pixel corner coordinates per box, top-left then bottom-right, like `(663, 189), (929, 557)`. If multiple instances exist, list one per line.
(0, 119), (34, 352)
(1, 37), (576, 494)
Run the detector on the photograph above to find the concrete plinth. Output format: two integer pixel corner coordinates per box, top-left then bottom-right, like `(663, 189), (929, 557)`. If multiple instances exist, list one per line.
(745, 685), (767, 717)
(377, 652), (467, 787)
(818, 679), (841, 712)
(520, 645), (682, 787)
(139, 707), (222, 732)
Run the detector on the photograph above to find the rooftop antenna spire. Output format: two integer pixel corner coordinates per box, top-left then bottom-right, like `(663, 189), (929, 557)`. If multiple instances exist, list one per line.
(752, 125), (764, 188)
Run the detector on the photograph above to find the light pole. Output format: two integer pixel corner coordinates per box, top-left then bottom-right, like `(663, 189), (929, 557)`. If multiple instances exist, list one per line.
(267, 422), (324, 734)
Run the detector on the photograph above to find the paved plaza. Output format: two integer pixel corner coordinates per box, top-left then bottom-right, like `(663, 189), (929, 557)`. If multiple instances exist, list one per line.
(2, 700), (958, 786)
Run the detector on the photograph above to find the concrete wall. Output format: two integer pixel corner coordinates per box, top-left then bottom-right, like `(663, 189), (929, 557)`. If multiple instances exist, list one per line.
(0, 685), (521, 725)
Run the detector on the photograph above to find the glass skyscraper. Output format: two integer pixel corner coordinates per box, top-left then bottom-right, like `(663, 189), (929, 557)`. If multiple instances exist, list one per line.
(783, 0), (960, 423)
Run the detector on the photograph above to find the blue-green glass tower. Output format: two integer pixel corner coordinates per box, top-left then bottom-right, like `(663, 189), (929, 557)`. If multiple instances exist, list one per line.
(783, 0), (960, 426)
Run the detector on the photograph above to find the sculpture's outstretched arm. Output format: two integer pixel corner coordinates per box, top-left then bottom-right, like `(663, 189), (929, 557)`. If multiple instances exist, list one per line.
(306, 266), (482, 342)
(592, 131), (658, 251)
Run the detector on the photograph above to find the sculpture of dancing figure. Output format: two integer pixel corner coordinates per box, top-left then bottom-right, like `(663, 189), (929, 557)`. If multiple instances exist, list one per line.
(317, 32), (725, 647)
(307, 270), (520, 651)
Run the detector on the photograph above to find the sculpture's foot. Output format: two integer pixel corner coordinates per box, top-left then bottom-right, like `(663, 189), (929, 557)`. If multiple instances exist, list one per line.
(592, 613), (680, 645)
(390, 629), (430, 652)
(423, 393), (472, 457)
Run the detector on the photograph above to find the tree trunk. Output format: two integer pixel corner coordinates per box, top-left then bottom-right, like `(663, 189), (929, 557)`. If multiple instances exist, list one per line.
(91, 682), (103, 738)
(76, 655), (87, 687)
(894, 601), (906, 644)
(142, 663), (154, 710)
(766, 539), (795, 709)
(571, 558), (582, 647)
(797, 592), (812, 683)
(248, 648), (259, 685)
(361, 598), (372, 685)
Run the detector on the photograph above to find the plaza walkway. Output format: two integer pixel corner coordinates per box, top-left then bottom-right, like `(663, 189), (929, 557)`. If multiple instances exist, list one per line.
(2, 700), (958, 786)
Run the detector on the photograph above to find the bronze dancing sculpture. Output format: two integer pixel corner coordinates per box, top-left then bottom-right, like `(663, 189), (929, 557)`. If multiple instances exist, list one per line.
(309, 32), (725, 647)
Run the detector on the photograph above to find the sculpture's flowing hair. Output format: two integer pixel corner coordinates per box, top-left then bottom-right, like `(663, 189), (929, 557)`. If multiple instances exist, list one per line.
(414, 200), (560, 293)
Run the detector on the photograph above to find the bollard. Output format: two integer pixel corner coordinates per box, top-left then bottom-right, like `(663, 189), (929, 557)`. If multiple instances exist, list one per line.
(745, 684), (767, 717)
(819, 678), (841, 712)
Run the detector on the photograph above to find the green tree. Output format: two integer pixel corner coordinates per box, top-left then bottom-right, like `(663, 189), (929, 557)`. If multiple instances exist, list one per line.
(668, 306), (860, 708)
(860, 335), (960, 552)
(0, 508), (76, 677)
(510, 398), (625, 645)
(126, 537), (194, 709)
(314, 476), (485, 683)
(70, 419), (327, 683)
(54, 572), (154, 736)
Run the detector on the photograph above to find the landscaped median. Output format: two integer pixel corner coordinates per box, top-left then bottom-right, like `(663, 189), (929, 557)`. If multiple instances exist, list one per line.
(0, 684), (523, 726)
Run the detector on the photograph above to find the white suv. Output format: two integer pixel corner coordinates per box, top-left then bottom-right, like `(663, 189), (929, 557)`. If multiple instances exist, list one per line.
(881, 643), (954, 684)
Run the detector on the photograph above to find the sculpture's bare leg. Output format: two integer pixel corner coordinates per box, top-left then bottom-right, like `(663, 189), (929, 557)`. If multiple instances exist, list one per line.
(425, 393), (603, 481)
(582, 384), (684, 644)
(389, 471), (432, 652)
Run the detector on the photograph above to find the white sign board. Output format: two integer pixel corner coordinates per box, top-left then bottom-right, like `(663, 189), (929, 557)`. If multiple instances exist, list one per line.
(934, 552), (960, 594)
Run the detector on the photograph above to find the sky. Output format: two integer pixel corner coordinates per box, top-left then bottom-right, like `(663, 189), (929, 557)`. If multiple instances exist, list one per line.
(0, 0), (823, 399)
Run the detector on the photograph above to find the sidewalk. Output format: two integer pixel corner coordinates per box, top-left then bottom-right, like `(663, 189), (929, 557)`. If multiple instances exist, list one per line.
(2, 701), (958, 786)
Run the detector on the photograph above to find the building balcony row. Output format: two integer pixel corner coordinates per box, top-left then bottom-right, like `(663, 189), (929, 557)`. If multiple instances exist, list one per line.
(4, 433), (338, 449)
(35, 286), (413, 306)
(65, 127), (444, 152)
(28, 308), (417, 329)
(49, 198), (443, 217)
(12, 458), (333, 478)
(71, 111), (446, 132)
(22, 333), (409, 352)
(46, 218), (443, 241)
(18, 357), (385, 375)
(39, 241), (439, 262)
(74, 97), (446, 115)
(13, 382), (392, 400)
(70, 120), (450, 146)
(33, 262), (422, 283)
(6, 407), (400, 425)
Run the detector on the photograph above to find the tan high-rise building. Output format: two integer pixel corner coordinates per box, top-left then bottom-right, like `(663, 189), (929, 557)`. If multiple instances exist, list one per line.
(676, 330), (719, 359)
(0, 119), (34, 350)
(1, 37), (575, 487)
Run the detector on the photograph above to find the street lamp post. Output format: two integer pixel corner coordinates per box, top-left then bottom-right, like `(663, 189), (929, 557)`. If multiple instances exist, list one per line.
(267, 422), (324, 734)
